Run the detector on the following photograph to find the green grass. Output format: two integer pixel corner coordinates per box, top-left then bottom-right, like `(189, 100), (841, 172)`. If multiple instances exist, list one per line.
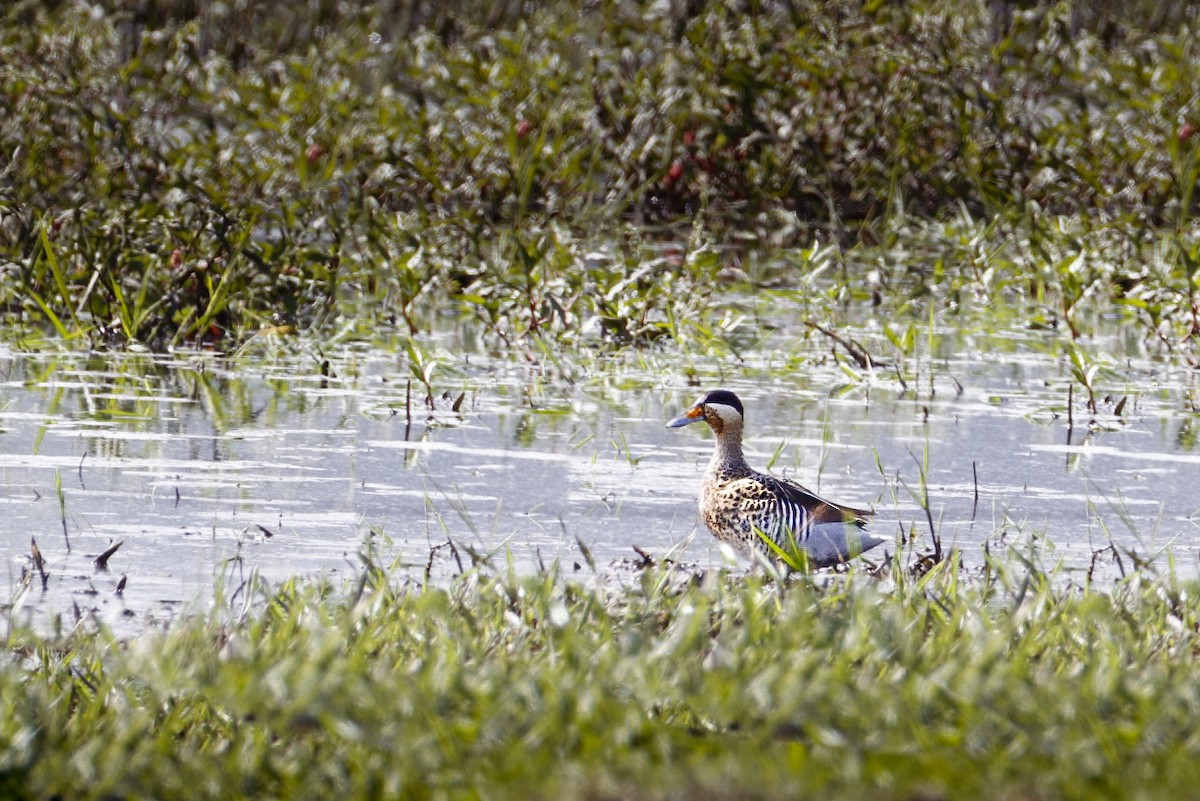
(4, 548), (1200, 800)
(2, 0), (1200, 357)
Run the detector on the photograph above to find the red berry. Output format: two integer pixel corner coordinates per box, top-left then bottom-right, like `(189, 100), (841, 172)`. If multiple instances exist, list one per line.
(516, 119), (534, 139)
(1180, 123), (1196, 143)
(667, 161), (685, 181)
(306, 143), (324, 163)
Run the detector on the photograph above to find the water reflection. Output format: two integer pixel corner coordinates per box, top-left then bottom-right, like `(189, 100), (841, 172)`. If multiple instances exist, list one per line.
(1, 320), (1199, 633)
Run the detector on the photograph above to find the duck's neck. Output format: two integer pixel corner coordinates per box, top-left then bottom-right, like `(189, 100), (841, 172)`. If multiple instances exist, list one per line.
(709, 420), (750, 476)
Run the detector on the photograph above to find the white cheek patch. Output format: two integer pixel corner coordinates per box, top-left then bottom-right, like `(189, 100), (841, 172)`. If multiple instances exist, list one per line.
(706, 402), (743, 425)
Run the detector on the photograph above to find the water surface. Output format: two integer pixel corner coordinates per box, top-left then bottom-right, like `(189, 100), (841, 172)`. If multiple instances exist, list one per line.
(3, 316), (1198, 632)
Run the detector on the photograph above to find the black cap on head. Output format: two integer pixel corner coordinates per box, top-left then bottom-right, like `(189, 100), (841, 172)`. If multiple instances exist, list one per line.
(702, 389), (744, 418)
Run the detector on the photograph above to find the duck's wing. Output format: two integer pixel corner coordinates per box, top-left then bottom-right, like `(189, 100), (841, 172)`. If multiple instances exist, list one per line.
(758, 473), (873, 526)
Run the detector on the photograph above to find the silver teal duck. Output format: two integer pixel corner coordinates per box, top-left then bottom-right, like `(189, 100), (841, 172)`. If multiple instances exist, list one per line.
(667, 389), (883, 568)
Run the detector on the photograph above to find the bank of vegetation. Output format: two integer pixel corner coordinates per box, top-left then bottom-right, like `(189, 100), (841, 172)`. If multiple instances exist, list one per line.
(0, 0), (1197, 354)
(3, 552), (1199, 800)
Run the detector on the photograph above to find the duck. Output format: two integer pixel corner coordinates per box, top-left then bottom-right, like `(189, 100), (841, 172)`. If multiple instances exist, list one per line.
(667, 388), (884, 568)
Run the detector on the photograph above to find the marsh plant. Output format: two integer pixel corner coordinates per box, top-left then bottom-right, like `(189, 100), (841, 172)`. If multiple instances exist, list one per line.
(0, 0), (1198, 358)
(4, 544), (1200, 801)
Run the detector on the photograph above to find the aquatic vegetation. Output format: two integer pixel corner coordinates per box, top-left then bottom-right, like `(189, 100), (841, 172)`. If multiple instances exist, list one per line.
(0, 0), (1197, 356)
(4, 550), (1200, 801)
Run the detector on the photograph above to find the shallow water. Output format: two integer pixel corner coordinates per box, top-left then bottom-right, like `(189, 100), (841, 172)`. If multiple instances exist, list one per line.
(2, 315), (1199, 633)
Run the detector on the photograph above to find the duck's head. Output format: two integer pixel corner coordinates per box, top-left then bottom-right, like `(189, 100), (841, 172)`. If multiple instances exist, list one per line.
(666, 389), (744, 434)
